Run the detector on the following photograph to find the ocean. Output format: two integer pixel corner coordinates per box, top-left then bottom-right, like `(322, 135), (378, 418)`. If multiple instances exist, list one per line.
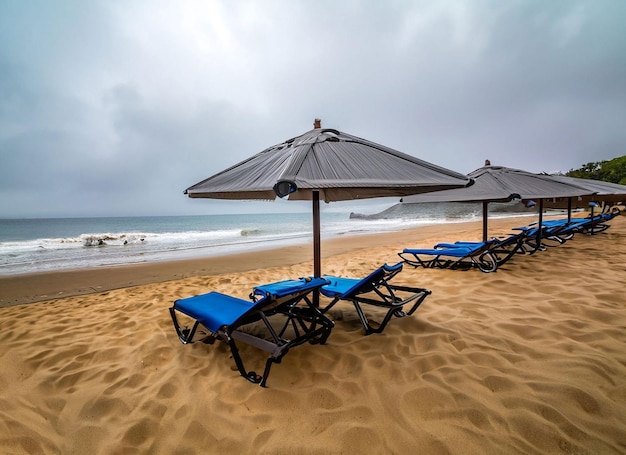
(0, 201), (540, 275)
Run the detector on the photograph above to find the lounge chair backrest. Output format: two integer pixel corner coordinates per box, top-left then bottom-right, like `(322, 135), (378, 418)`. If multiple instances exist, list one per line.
(336, 263), (403, 299)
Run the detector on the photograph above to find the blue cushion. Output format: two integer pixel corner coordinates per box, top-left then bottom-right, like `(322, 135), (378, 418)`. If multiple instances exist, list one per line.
(253, 277), (328, 299)
(174, 291), (258, 333)
(320, 264), (402, 299)
(321, 262), (404, 299)
(320, 276), (362, 298)
(402, 247), (474, 258)
(175, 277), (328, 333)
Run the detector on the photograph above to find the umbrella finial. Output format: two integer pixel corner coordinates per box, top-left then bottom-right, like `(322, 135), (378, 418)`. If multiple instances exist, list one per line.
(313, 118), (321, 129)
(485, 159), (491, 166)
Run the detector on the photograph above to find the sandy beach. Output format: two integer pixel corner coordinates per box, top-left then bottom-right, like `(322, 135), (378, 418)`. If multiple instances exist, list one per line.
(1, 215), (625, 454)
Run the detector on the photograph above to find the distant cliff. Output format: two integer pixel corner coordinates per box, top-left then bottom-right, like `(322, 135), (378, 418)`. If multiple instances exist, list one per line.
(350, 200), (533, 220)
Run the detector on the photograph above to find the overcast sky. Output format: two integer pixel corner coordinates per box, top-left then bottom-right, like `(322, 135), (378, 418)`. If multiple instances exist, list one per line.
(1, 0), (625, 218)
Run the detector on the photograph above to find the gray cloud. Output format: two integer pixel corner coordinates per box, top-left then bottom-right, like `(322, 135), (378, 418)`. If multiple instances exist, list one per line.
(1, 0), (625, 217)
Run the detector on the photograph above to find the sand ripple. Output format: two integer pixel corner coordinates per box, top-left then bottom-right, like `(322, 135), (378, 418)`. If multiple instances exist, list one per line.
(1, 216), (625, 453)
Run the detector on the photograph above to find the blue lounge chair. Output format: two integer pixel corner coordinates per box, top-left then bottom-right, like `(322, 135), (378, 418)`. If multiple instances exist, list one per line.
(170, 277), (334, 387)
(319, 263), (431, 334)
(435, 232), (531, 268)
(512, 217), (603, 249)
(535, 218), (592, 244)
(510, 222), (571, 250)
(564, 211), (619, 235)
(399, 239), (499, 273)
(516, 209), (620, 245)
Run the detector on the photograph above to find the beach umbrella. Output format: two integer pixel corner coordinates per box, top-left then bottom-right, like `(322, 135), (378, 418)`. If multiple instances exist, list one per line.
(401, 163), (595, 244)
(540, 174), (626, 214)
(185, 120), (472, 293)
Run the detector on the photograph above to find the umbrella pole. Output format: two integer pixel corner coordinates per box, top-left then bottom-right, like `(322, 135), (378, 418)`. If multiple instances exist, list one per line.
(536, 199), (544, 251)
(567, 198), (572, 223)
(313, 190), (321, 277)
(482, 201), (488, 242)
(313, 190), (321, 307)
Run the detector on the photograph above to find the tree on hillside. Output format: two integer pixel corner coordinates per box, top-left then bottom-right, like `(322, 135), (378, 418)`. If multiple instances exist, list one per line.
(566, 155), (626, 185)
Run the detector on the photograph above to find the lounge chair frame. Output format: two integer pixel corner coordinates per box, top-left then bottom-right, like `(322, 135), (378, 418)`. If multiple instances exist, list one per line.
(399, 240), (499, 273)
(320, 263), (431, 335)
(170, 278), (334, 387)
(452, 231), (536, 266)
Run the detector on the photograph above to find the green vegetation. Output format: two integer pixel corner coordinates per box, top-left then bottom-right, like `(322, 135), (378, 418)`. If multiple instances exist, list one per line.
(566, 156), (626, 185)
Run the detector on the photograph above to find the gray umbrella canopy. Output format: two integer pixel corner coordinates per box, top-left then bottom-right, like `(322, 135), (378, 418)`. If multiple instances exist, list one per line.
(542, 174), (626, 207)
(185, 123), (472, 281)
(402, 165), (594, 204)
(186, 126), (472, 202)
(402, 165), (595, 242)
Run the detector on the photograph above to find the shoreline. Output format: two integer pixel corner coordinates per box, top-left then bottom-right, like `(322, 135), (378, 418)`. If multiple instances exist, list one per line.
(0, 215), (573, 308)
(0, 219), (488, 307)
(0, 210), (543, 277)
